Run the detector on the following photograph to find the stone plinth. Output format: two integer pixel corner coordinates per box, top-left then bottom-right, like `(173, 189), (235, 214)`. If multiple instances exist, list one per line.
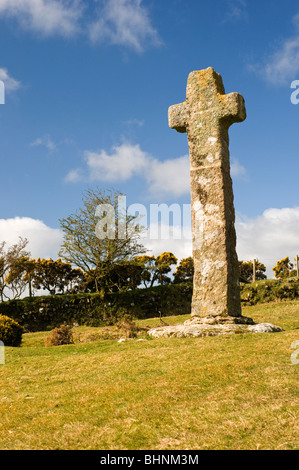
(148, 322), (284, 339)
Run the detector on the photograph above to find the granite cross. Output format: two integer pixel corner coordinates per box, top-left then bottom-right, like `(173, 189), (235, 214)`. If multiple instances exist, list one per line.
(169, 67), (246, 321)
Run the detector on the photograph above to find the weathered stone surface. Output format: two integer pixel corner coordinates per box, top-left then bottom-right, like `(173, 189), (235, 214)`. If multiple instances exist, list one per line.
(169, 67), (246, 320)
(148, 322), (284, 339)
(247, 323), (284, 333)
(184, 315), (255, 326)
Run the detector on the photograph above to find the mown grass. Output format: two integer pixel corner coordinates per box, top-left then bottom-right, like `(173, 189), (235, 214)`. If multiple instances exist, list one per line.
(0, 301), (298, 450)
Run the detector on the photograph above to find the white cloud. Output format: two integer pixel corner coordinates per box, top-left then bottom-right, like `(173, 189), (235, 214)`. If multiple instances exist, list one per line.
(236, 207), (299, 277)
(143, 224), (192, 260)
(0, 0), (161, 52)
(263, 38), (299, 86)
(30, 135), (57, 152)
(142, 220), (192, 260)
(123, 118), (144, 127)
(0, 67), (21, 93)
(231, 158), (247, 178)
(0, 0), (83, 37)
(0, 217), (63, 259)
(64, 168), (84, 183)
(225, 0), (247, 22)
(89, 0), (161, 52)
(146, 155), (190, 198)
(84, 143), (150, 181)
(252, 12), (299, 85)
(66, 142), (190, 198)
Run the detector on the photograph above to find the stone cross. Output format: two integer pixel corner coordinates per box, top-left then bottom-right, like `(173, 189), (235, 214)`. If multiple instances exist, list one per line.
(169, 67), (246, 322)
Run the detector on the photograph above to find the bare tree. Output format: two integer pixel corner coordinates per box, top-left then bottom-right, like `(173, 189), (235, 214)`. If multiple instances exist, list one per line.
(0, 238), (30, 301)
(58, 188), (146, 294)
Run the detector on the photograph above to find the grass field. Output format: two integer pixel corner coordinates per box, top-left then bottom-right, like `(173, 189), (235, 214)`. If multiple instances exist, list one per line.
(0, 301), (298, 450)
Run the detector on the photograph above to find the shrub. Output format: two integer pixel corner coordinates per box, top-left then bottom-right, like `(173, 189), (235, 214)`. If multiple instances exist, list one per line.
(45, 323), (74, 347)
(0, 314), (23, 347)
(116, 317), (139, 338)
(115, 315), (150, 339)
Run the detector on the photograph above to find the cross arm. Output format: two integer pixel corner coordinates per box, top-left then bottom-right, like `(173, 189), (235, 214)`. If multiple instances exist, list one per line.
(219, 92), (246, 126)
(168, 101), (188, 133)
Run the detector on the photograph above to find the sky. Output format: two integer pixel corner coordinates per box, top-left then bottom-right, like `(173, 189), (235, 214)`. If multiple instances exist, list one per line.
(0, 0), (299, 278)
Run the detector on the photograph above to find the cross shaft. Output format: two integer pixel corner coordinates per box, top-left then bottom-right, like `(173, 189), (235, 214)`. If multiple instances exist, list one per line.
(169, 67), (246, 319)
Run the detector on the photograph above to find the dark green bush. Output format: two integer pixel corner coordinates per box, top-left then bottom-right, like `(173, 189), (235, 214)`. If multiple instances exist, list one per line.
(0, 284), (193, 333)
(0, 314), (23, 347)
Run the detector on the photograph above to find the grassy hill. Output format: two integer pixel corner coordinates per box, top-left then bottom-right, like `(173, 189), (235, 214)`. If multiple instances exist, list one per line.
(0, 300), (298, 450)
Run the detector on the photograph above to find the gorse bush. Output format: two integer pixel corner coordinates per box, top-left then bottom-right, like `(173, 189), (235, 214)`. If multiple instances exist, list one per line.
(240, 278), (299, 305)
(0, 314), (23, 347)
(45, 324), (74, 347)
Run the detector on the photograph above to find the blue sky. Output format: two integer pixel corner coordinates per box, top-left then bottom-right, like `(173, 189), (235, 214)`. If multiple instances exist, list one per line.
(0, 0), (299, 277)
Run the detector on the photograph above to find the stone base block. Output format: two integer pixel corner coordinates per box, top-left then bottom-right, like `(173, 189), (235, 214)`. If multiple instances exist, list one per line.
(148, 321), (283, 339)
(185, 315), (255, 326)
